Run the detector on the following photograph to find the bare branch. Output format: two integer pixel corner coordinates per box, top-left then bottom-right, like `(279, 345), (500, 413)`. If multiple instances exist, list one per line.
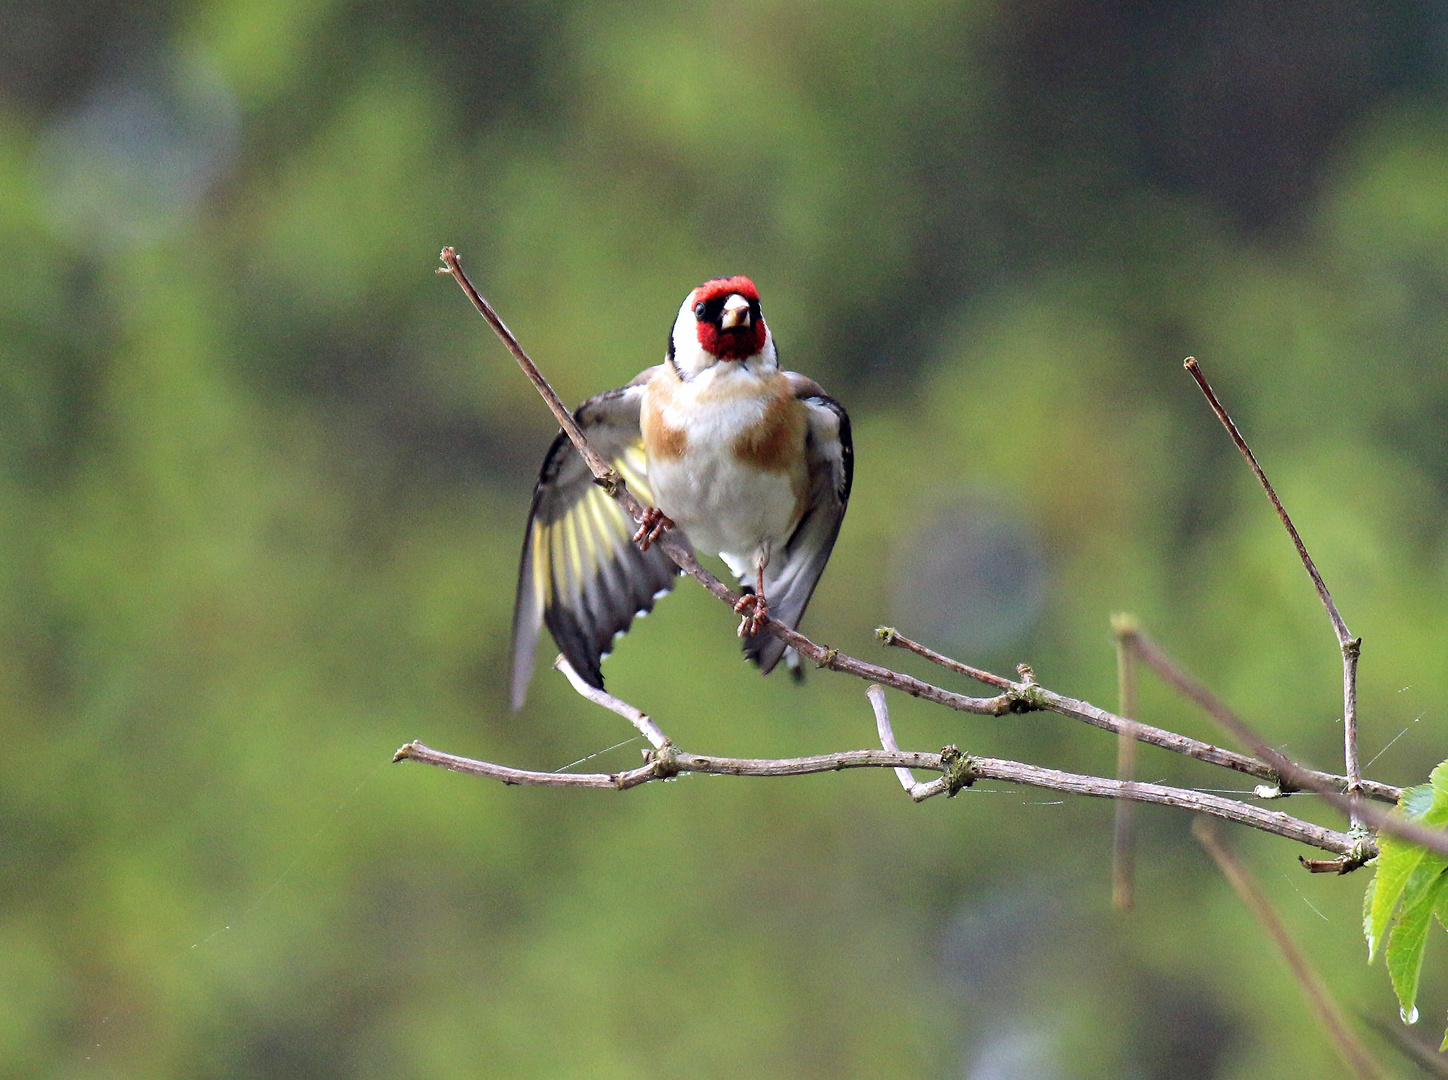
(875, 627), (1014, 689)
(438, 248), (619, 488)
(868, 684), (940, 800)
(394, 737), (1366, 856)
(394, 668), (1366, 856)
(394, 739), (664, 789)
(554, 655), (672, 750)
(1185, 356), (1363, 812)
(1194, 820), (1389, 1080)
(1184, 357), (1351, 647)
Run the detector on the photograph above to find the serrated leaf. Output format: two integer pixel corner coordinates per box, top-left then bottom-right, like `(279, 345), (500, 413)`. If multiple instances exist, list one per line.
(1401, 780), (1438, 821)
(1368, 824), (1431, 960)
(1387, 863), (1448, 1023)
(1428, 761), (1448, 824)
(1436, 884), (1448, 931)
(1365, 763), (1448, 961)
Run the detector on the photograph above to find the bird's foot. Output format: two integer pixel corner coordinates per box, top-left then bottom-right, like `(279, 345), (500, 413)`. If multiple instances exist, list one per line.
(734, 592), (768, 637)
(632, 507), (675, 551)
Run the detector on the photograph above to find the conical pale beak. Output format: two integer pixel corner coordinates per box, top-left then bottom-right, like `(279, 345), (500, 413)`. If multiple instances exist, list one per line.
(719, 294), (752, 330)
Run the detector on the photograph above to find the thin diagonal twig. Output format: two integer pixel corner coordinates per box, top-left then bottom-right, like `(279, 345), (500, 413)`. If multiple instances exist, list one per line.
(868, 684), (939, 800)
(1185, 356), (1363, 816)
(873, 628), (1013, 689)
(438, 249), (618, 487)
(554, 655), (672, 750)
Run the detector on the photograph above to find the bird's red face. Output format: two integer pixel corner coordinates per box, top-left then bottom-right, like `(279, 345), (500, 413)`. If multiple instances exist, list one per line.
(691, 276), (767, 361)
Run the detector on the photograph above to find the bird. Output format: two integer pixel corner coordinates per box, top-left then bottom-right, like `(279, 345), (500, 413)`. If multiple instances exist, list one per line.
(509, 275), (852, 709)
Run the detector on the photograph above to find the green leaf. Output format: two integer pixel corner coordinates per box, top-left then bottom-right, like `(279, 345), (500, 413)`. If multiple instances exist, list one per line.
(1365, 762), (1448, 961)
(1387, 863), (1448, 1024)
(1402, 780), (1439, 820)
(1367, 799), (1432, 960)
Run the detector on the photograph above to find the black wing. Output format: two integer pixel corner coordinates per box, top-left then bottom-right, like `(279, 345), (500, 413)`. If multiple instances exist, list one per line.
(510, 370), (680, 708)
(743, 375), (853, 674)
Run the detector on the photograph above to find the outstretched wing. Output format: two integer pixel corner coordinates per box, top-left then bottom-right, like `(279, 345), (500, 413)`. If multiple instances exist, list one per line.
(511, 370), (680, 708)
(743, 374), (853, 674)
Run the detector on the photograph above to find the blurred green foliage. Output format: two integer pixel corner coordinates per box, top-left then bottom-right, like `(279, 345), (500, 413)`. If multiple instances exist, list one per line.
(4, 1), (1448, 1076)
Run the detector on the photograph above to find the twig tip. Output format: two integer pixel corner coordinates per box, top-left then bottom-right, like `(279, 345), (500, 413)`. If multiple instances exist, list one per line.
(393, 741), (419, 763)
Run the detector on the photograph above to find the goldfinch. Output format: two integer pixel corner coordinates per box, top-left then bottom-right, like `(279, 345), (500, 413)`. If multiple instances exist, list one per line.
(510, 276), (852, 708)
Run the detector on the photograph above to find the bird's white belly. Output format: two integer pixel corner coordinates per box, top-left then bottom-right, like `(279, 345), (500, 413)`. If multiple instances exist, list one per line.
(650, 450), (800, 567)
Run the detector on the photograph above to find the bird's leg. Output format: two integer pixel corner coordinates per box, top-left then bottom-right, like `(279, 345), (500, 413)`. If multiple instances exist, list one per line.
(632, 507), (675, 551)
(734, 559), (770, 637)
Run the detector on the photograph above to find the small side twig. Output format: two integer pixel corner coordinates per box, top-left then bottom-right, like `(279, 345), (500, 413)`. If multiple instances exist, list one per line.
(554, 655), (672, 750)
(868, 684), (945, 800)
(874, 627), (1014, 689)
(1194, 820), (1388, 1080)
(1186, 356), (1363, 818)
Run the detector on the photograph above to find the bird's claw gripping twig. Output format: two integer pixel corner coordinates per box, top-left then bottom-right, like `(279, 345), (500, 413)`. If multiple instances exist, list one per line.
(632, 507), (674, 551)
(734, 592), (768, 637)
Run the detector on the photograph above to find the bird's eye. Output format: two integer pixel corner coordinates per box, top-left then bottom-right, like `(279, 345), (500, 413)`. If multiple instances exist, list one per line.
(693, 301), (707, 320)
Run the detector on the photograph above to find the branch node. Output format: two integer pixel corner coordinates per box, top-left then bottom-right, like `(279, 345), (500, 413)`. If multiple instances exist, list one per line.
(593, 470), (623, 497)
(874, 626), (898, 644)
(1004, 664), (1048, 712)
(1344, 637), (1362, 661)
(649, 744), (680, 779)
(940, 744), (979, 797)
(815, 647), (839, 669)
(1007, 682), (1047, 713)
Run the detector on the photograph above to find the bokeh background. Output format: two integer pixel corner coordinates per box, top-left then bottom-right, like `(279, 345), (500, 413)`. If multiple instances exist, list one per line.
(5, 1), (1448, 1076)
